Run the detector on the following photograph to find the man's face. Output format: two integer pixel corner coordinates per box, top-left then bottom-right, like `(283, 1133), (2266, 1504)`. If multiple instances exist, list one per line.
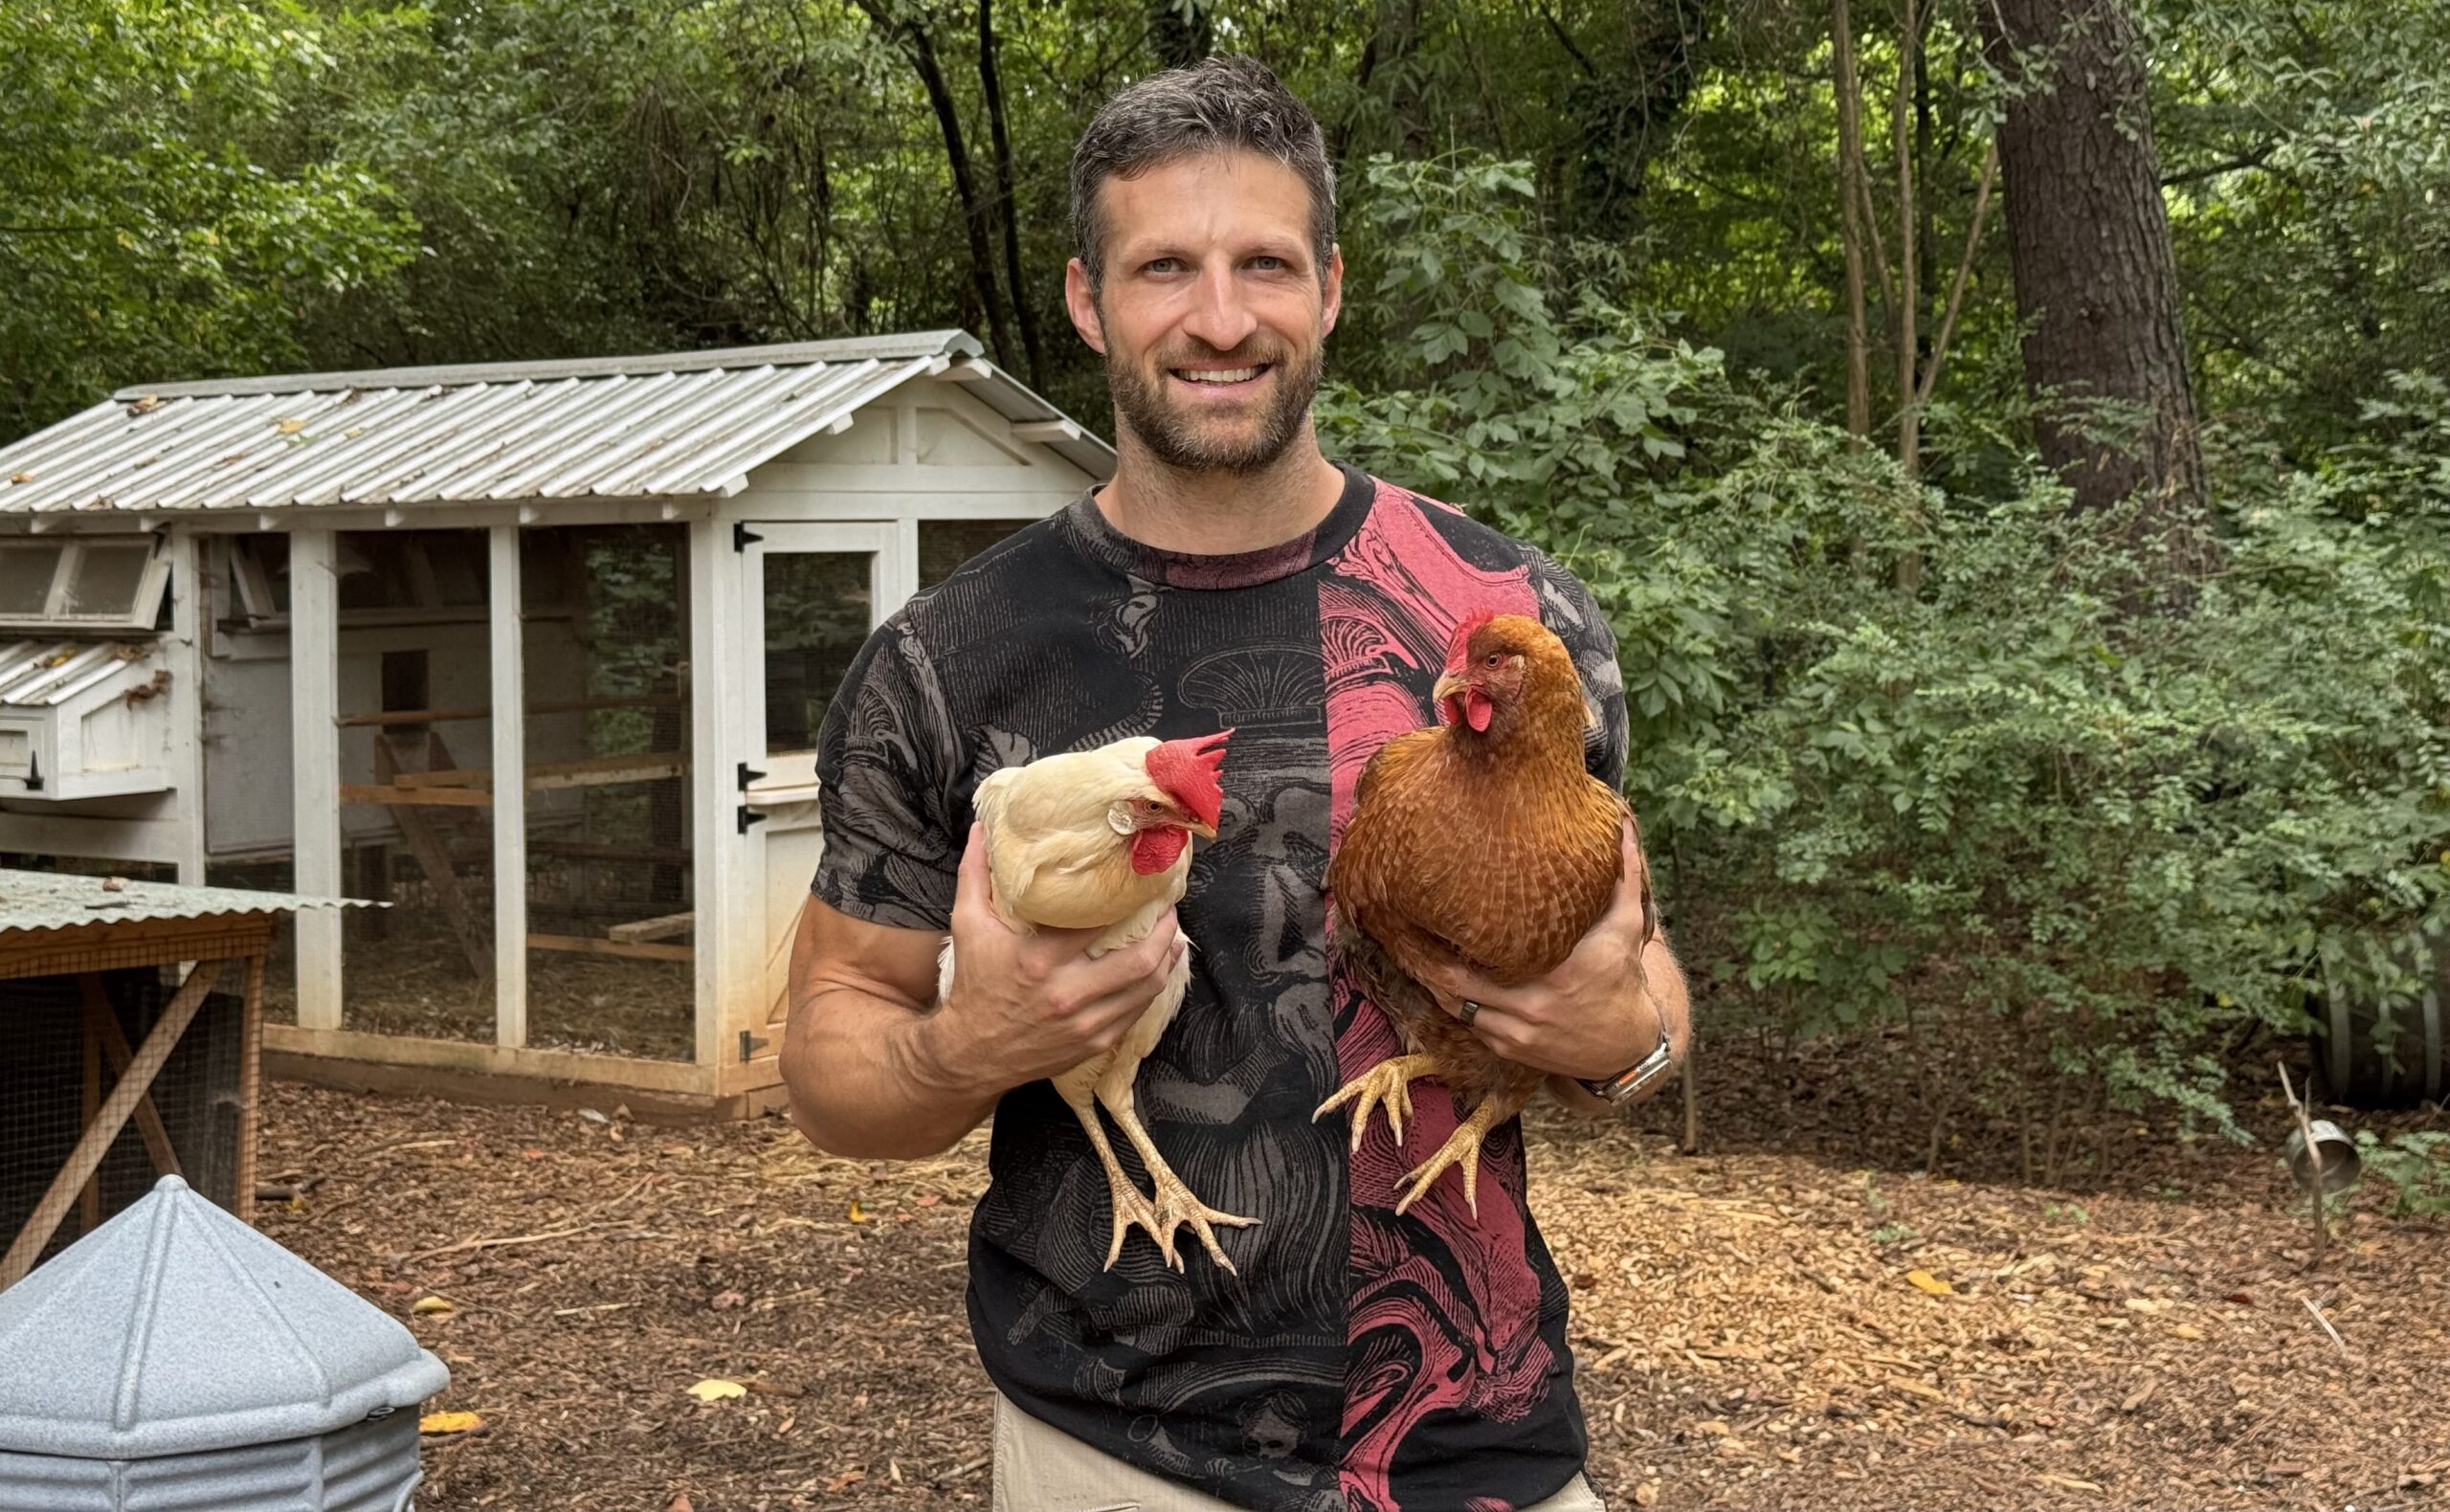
(1066, 151), (1343, 476)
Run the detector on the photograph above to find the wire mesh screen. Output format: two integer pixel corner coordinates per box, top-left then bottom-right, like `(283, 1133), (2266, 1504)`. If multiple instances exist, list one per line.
(327, 528), (501, 1044)
(206, 857), (298, 1024)
(0, 969), (245, 1277)
(522, 524), (694, 1060)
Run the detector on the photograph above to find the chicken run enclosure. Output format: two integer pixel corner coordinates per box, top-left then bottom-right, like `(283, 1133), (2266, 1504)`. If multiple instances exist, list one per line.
(0, 333), (1109, 1115)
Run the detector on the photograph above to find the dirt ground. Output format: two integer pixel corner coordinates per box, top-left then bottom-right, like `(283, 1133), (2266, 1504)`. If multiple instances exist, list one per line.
(256, 1033), (2450, 1512)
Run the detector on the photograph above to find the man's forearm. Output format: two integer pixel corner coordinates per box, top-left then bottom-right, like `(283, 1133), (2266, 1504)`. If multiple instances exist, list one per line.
(784, 984), (1007, 1160)
(1550, 930), (1690, 1117)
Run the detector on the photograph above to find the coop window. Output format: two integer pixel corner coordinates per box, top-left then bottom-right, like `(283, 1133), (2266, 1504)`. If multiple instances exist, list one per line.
(227, 531), (570, 629)
(0, 537), (169, 631)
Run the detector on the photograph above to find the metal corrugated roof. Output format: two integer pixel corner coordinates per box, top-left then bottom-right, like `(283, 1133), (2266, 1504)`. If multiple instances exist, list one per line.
(0, 869), (366, 934)
(0, 640), (157, 709)
(0, 330), (1113, 519)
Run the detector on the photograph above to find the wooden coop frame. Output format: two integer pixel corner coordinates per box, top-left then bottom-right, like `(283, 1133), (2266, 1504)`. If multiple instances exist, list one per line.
(0, 332), (1111, 1117)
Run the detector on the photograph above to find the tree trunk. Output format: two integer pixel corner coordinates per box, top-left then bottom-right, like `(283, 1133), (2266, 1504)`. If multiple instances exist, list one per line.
(1891, 0), (1919, 477)
(977, 0), (1044, 388)
(1832, 0), (1873, 444)
(855, 0), (1016, 371)
(1978, 0), (2216, 586)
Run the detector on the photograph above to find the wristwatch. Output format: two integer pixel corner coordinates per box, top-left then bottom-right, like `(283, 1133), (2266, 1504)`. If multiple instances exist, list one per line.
(1574, 1018), (1676, 1105)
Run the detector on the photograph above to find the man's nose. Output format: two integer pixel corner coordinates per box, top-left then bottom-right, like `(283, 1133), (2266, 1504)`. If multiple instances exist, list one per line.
(1180, 263), (1259, 354)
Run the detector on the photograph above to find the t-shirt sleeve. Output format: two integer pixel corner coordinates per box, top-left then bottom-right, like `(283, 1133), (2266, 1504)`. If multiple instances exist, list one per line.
(812, 616), (965, 930)
(1527, 548), (1630, 789)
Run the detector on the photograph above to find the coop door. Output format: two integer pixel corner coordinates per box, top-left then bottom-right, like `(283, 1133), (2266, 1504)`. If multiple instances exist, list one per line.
(739, 523), (915, 1048)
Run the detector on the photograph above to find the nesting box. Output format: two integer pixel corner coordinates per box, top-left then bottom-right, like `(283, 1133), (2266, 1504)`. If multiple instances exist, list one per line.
(0, 1175), (447, 1511)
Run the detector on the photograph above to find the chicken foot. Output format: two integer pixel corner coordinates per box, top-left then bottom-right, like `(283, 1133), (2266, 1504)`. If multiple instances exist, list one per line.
(1392, 1085), (1536, 1219)
(1096, 1064), (1258, 1275)
(1312, 1053), (1440, 1152)
(1057, 1087), (1169, 1271)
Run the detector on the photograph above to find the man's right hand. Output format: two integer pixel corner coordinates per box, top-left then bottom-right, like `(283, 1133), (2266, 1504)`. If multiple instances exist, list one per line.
(919, 822), (1186, 1096)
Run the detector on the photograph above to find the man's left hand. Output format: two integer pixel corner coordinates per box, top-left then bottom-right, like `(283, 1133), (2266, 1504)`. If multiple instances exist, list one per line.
(1421, 819), (1688, 1082)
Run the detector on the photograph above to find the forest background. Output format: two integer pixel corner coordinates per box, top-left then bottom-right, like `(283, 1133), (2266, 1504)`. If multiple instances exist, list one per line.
(7, 0), (2449, 1182)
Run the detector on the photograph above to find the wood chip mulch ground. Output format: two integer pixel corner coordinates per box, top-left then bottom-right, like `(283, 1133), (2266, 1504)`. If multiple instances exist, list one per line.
(256, 1037), (2449, 1512)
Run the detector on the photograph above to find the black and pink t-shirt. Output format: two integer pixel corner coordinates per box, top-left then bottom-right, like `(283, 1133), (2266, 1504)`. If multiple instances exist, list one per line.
(813, 464), (1628, 1512)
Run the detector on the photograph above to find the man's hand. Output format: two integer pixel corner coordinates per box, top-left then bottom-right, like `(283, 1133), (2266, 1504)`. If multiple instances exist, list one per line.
(915, 823), (1187, 1098)
(1416, 819), (1688, 1082)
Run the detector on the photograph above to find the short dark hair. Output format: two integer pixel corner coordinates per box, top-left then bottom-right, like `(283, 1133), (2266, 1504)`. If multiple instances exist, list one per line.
(1069, 56), (1336, 288)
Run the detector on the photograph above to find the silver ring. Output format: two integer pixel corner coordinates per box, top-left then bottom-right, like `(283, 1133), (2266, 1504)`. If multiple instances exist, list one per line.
(1459, 999), (1482, 1026)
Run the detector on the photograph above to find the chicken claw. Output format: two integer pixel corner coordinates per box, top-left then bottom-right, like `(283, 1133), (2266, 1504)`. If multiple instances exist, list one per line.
(1145, 1167), (1260, 1276)
(1313, 1054), (1439, 1153)
(1392, 1096), (1508, 1219)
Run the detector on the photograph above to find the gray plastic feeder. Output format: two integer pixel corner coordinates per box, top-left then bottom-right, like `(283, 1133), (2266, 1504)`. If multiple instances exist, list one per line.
(0, 1175), (448, 1511)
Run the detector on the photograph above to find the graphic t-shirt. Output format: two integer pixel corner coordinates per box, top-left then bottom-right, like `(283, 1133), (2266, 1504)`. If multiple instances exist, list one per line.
(813, 463), (1629, 1512)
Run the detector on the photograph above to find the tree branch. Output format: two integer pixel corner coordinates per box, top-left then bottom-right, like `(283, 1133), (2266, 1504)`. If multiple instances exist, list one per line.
(1915, 138), (1999, 408)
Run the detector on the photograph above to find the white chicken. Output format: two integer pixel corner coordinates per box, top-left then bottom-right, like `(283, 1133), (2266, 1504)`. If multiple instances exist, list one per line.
(938, 729), (1257, 1274)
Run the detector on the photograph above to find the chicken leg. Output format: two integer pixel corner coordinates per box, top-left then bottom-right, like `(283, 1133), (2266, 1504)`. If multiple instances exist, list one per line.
(1313, 1053), (1440, 1152)
(1096, 1063), (1257, 1274)
(1054, 1078), (1169, 1270)
(1392, 1083), (1539, 1219)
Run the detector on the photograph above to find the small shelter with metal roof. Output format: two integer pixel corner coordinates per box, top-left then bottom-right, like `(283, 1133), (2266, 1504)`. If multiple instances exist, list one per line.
(0, 331), (1111, 1116)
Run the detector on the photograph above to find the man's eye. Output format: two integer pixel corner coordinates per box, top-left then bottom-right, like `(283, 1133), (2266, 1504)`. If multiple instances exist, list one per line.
(1251, 256), (1285, 271)
(1146, 257), (1181, 274)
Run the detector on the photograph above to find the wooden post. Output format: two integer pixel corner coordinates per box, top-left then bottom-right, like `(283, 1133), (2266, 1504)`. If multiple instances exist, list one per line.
(490, 523), (527, 1049)
(166, 528), (210, 884)
(236, 952), (264, 1223)
(0, 960), (226, 1290)
(290, 529), (344, 1029)
(78, 1009), (101, 1234)
(688, 517), (731, 1071)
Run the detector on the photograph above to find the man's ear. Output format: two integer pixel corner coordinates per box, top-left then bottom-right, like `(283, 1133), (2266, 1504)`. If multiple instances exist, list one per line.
(1064, 257), (1106, 355)
(1321, 244), (1345, 337)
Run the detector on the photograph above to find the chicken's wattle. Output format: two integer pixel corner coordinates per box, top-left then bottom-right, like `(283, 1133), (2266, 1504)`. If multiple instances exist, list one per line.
(1130, 825), (1192, 875)
(1441, 689), (1495, 732)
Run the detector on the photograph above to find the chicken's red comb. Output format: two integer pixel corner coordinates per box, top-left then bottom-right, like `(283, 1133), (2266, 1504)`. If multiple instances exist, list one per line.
(1444, 610), (1501, 672)
(1147, 729), (1233, 831)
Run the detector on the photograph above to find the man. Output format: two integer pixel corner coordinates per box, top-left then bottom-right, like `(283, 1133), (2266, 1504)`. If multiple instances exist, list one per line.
(784, 55), (1690, 1512)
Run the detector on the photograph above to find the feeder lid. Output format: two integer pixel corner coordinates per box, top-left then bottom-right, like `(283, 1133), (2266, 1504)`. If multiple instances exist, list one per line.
(0, 1176), (448, 1460)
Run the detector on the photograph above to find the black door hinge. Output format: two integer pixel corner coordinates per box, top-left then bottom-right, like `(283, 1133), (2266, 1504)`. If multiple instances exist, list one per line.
(736, 761), (766, 790)
(739, 1030), (770, 1062)
(733, 522), (764, 552)
(737, 806), (768, 834)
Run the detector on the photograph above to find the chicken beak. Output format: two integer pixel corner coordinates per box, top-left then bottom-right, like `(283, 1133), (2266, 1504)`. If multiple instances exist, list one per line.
(1187, 814), (1218, 840)
(1430, 671), (1466, 708)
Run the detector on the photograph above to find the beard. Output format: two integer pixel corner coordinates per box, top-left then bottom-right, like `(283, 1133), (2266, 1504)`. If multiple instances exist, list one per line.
(1103, 333), (1325, 477)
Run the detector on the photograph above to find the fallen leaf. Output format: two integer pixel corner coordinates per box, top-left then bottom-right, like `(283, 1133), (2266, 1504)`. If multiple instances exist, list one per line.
(1633, 1481), (1661, 1507)
(2224, 1291), (2255, 1306)
(419, 1411), (483, 1435)
(1904, 1270), (1954, 1296)
(6, 472), (30, 484)
(1885, 1377), (1947, 1402)
(2120, 1381), (2157, 1413)
(2034, 1474), (2103, 1493)
(412, 1296), (456, 1316)
(848, 1199), (873, 1224)
(1571, 1271), (1596, 1290)
(664, 1497), (694, 1512)
(577, 1107), (610, 1124)
(915, 1192), (942, 1208)
(709, 1290), (746, 1311)
(274, 417), (306, 435)
(823, 1468), (866, 1493)
(685, 1378), (747, 1403)
(2172, 1323), (2206, 1341)
(522, 1147), (548, 1160)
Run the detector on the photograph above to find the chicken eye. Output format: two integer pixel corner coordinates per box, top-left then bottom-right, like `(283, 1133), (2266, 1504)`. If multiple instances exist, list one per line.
(1483, 652), (1502, 667)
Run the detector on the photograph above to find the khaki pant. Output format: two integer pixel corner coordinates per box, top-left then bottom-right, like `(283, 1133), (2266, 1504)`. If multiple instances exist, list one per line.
(991, 1391), (1609, 1512)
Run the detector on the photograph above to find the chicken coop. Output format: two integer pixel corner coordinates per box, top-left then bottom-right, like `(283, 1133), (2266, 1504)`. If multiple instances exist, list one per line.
(0, 332), (1110, 1116)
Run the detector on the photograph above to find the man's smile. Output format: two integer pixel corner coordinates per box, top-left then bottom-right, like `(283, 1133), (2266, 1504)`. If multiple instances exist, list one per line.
(1169, 362), (1273, 394)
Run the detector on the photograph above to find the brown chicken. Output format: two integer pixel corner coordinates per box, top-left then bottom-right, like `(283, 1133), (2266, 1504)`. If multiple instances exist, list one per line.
(1317, 611), (1654, 1216)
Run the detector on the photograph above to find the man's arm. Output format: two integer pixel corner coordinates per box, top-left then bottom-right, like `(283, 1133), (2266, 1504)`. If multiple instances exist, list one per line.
(784, 823), (1185, 1161)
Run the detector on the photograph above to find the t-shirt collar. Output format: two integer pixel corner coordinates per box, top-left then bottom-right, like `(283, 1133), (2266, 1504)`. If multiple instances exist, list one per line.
(1058, 462), (1377, 590)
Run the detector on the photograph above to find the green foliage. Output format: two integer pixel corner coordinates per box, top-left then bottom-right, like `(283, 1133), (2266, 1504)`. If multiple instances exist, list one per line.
(1326, 154), (2450, 1139)
(0, 0), (416, 434)
(2350, 1130), (2450, 1217)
